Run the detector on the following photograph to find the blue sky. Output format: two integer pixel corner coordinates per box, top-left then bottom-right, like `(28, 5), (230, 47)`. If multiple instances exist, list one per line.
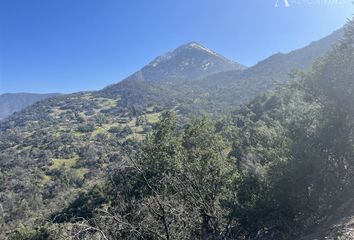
(0, 0), (352, 94)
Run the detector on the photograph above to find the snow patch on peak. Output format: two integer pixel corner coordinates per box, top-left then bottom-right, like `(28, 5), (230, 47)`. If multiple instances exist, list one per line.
(185, 42), (219, 57)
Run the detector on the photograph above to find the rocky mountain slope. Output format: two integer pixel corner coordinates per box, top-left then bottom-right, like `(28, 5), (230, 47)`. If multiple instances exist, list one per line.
(121, 41), (246, 83)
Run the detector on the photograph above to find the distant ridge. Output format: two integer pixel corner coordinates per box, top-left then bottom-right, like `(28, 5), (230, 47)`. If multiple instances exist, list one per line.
(0, 93), (61, 120)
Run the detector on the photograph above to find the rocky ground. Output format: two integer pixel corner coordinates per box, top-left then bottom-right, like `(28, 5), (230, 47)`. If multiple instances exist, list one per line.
(302, 199), (354, 240)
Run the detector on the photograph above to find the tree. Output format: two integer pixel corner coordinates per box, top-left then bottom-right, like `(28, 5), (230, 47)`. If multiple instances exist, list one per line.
(71, 113), (238, 239)
(95, 114), (108, 126)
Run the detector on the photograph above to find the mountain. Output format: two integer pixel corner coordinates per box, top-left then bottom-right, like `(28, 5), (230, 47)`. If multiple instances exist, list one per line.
(0, 26), (347, 238)
(0, 93), (61, 120)
(102, 28), (344, 117)
(180, 27), (345, 114)
(121, 42), (246, 83)
(100, 42), (246, 115)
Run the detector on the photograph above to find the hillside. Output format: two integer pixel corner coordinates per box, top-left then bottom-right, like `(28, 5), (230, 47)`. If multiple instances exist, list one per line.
(0, 42), (246, 236)
(0, 24), (349, 239)
(0, 93), (61, 120)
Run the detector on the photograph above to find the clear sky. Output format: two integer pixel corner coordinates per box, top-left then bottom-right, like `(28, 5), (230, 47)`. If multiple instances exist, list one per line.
(0, 0), (353, 94)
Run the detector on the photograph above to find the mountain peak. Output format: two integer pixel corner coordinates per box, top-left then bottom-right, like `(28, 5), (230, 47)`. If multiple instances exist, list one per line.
(123, 42), (246, 83)
(176, 41), (220, 57)
(180, 41), (205, 49)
